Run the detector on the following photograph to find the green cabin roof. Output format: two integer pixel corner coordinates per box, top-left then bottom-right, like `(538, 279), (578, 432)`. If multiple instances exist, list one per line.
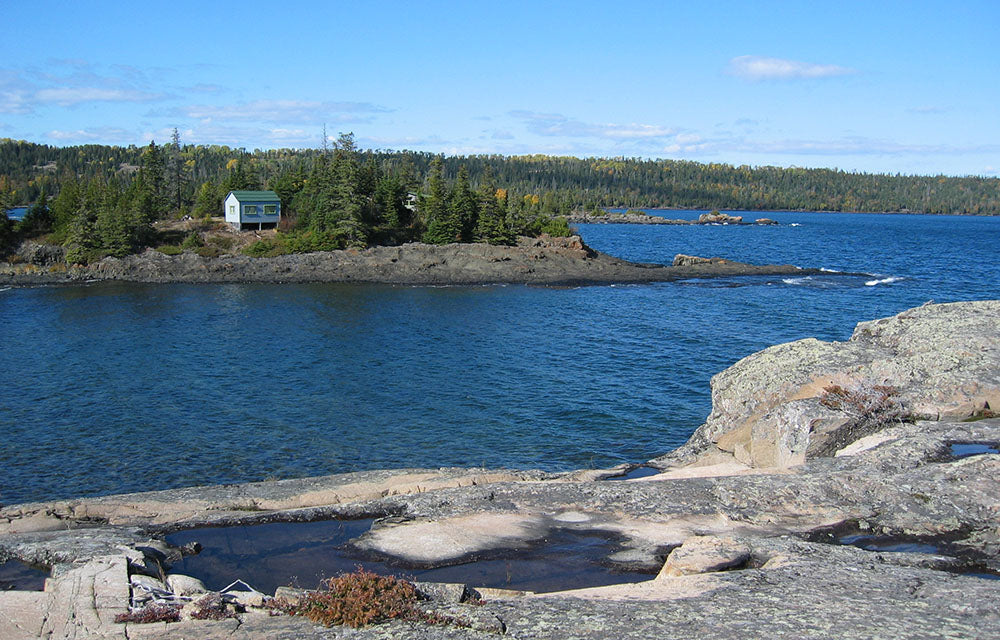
(228, 190), (280, 202)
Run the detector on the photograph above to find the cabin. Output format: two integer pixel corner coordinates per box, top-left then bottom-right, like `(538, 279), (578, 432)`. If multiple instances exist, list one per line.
(224, 190), (281, 230)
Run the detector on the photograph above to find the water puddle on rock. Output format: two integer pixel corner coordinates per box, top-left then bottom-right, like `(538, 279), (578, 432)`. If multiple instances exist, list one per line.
(0, 560), (49, 591)
(165, 519), (653, 594)
(839, 534), (945, 555)
(603, 467), (660, 482)
(948, 442), (999, 459)
(810, 524), (1000, 581)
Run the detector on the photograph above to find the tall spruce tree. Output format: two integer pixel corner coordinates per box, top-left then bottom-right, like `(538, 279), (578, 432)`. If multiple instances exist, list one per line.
(449, 165), (479, 242)
(420, 157), (459, 244)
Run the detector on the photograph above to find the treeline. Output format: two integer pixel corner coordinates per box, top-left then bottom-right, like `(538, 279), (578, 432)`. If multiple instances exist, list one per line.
(3, 137), (999, 217)
(0, 134), (570, 261)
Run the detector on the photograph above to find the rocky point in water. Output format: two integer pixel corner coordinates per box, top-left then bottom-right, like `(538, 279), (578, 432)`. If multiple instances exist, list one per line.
(0, 300), (997, 638)
(0, 234), (828, 287)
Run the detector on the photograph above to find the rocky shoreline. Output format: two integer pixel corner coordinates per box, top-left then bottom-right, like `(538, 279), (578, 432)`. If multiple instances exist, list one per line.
(567, 212), (779, 225)
(1, 301), (998, 638)
(1, 235), (825, 288)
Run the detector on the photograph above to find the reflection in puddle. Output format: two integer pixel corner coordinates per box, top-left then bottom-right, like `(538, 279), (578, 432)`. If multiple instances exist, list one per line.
(0, 560), (49, 591)
(608, 466), (661, 480)
(949, 442), (999, 459)
(166, 519), (654, 594)
(839, 535), (943, 555)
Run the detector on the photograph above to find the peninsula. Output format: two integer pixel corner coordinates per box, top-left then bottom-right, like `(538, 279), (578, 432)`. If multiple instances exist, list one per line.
(1, 234), (830, 287)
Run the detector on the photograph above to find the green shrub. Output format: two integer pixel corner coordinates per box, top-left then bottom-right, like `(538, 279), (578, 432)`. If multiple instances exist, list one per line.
(538, 216), (572, 237)
(207, 235), (235, 250)
(181, 231), (204, 250)
(282, 229), (348, 253)
(195, 245), (222, 258)
(156, 245), (183, 256)
(242, 237), (286, 257)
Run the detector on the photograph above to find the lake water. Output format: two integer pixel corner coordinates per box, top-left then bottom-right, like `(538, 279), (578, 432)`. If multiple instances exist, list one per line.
(2, 210), (998, 504)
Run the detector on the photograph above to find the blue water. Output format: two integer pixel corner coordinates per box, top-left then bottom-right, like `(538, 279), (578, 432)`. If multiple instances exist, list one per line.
(5, 207), (27, 221)
(1, 211), (998, 504)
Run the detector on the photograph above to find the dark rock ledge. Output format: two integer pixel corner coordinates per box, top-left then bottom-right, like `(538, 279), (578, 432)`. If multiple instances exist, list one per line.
(1, 301), (997, 639)
(0, 235), (831, 287)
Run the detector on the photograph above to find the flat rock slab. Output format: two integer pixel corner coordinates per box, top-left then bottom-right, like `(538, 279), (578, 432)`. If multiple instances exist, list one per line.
(0, 554), (129, 640)
(657, 536), (751, 577)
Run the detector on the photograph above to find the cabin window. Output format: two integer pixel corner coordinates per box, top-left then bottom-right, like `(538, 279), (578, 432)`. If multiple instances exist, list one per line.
(244, 205), (257, 216)
(229, 205), (235, 215)
(264, 204), (277, 215)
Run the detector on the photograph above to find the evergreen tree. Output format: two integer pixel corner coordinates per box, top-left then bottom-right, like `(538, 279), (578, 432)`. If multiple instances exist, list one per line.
(95, 205), (134, 257)
(475, 171), (514, 245)
(193, 180), (223, 218)
(17, 189), (53, 236)
(166, 128), (189, 212)
(449, 165), (479, 242)
(420, 157), (459, 244)
(51, 178), (82, 238)
(225, 154), (261, 191)
(136, 141), (168, 221)
(64, 198), (99, 264)
(0, 189), (14, 256)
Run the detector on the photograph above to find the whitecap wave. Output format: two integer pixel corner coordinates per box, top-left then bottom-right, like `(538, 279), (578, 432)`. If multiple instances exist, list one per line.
(820, 267), (842, 273)
(865, 276), (904, 286)
(789, 223), (802, 227)
(782, 276), (813, 285)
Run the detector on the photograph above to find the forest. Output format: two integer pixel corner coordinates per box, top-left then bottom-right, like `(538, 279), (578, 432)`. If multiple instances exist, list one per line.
(1, 134), (998, 262)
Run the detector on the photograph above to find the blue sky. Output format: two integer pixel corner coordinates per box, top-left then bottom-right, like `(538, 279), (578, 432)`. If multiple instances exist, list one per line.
(1, 1), (997, 176)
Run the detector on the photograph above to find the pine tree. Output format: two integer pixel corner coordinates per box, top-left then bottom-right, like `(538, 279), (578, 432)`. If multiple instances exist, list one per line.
(166, 128), (188, 213)
(420, 157), (459, 244)
(0, 188), (14, 256)
(136, 141), (168, 221)
(475, 170), (514, 245)
(449, 165), (478, 242)
(64, 199), (99, 264)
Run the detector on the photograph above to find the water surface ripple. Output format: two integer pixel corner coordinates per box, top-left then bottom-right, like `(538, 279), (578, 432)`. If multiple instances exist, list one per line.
(2, 211), (998, 503)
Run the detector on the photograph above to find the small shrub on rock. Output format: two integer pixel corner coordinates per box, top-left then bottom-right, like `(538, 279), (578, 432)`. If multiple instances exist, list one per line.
(242, 237), (286, 257)
(820, 382), (905, 425)
(156, 245), (182, 256)
(180, 231), (204, 250)
(187, 592), (237, 620)
(289, 569), (419, 627)
(283, 568), (469, 629)
(114, 603), (181, 624)
(194, 245), (222, 258)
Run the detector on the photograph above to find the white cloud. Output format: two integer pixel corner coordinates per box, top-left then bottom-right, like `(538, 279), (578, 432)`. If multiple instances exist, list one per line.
(35, 87), (162, 106)
(509, 111), (675, 140)
(184, 99), (391, 124)
(728, 55), (855, 80)
(46, 127), (131, 142)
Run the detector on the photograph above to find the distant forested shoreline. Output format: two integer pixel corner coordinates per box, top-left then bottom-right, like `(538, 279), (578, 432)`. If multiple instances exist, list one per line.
(3, 137), (998, 216)
(2, 135), (998, 263)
